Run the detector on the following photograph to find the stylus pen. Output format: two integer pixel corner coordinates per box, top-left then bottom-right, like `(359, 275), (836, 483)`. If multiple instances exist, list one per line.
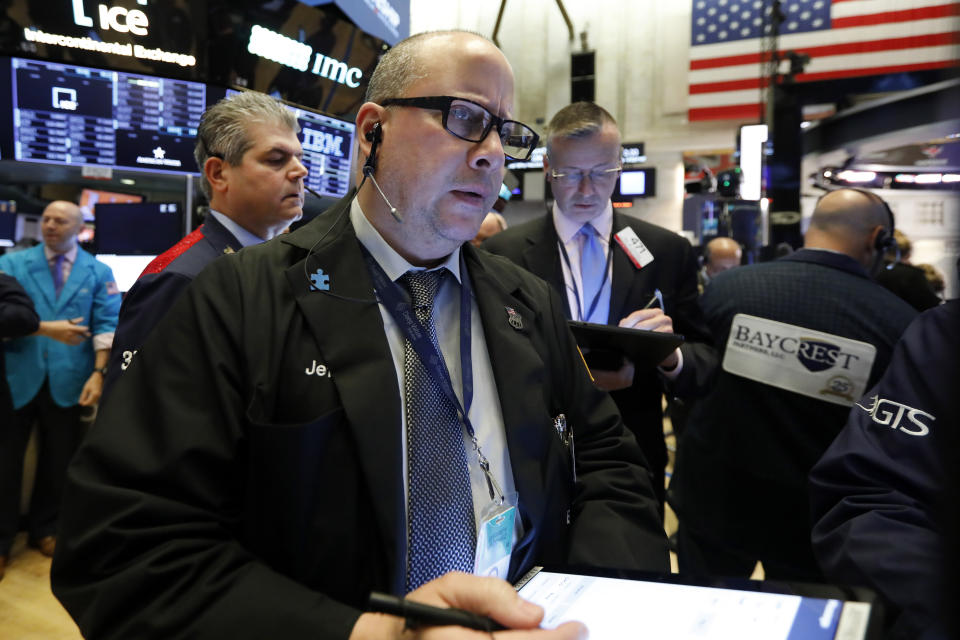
(642, 288), (663, 309)
(368, 592), (508, 632)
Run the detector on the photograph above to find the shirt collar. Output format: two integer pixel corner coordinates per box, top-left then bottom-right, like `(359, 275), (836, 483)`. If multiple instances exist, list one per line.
(552, 200), (614, 244)
(349, 198), (462, 283)
(44, 244), (78, 264)
(208, 210), (266, 248)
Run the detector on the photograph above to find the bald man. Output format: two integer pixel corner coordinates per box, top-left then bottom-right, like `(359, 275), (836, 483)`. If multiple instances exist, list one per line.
(699, 236), (742, 292)
(669, 188), (917, 582)
(0, 201), (120, 572)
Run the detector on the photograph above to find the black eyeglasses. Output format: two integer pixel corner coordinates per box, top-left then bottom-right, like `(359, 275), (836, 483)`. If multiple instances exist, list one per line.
(380, 95), (540, 161)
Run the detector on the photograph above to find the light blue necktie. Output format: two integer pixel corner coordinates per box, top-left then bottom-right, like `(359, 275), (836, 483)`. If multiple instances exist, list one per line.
(579, 224), (609, 323)
(51, 253), (66, 297)
(400, 269), (476, 592)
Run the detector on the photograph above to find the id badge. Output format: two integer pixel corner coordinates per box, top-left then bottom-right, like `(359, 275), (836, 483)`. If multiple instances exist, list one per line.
(474, 492), (519, 579)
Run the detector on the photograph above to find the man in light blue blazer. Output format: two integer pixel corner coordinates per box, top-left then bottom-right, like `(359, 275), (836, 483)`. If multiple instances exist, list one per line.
(0, 200), (120, 574)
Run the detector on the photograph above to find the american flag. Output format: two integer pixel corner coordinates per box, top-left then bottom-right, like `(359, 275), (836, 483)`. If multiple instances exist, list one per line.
(689, 0), (960, 121)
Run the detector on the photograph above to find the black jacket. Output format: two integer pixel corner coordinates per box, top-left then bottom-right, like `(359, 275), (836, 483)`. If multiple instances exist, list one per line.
(52, 194), (669, 640)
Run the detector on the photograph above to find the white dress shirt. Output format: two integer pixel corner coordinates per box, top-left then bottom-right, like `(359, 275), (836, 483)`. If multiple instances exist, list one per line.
(208, 210), (265, 247)
(350, 200), (519, 536)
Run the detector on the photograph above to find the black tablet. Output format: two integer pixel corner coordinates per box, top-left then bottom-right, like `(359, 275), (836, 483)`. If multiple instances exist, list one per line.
(568, 321), (684, 369)
(515, 566), (880, 640)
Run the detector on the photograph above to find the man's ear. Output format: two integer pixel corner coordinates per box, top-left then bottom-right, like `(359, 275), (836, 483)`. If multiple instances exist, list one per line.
(542, 154), (551, 181)
(356, 102), (385, 164)
(204, 156), (228, 195)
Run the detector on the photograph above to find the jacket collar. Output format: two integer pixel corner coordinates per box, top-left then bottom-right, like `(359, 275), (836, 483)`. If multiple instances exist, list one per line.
(780, 248), (871, 280)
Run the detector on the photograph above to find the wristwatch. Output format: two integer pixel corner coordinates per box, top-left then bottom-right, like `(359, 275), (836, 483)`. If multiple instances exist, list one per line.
(94, 366), (108, 376)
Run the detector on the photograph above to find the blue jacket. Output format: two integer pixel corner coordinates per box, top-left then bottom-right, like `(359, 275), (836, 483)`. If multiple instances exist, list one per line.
(0, 245), (121, 408)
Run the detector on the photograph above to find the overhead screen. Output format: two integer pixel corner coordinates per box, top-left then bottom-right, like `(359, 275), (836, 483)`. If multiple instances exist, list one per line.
(94, 202), (182, 255)
(220, 87), (355, 200)
(10, 56), (204, 174)
(3, 56), (356, 199)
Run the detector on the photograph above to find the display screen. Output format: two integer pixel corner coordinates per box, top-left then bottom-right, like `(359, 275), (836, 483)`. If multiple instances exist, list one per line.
(516, 569), (872, 640)
(619, 168), (656, 197)
(94, 202), (182, 255)
(295, 105), (355, 199)
(0, 210), (15, 247)
(221, 87), (355, 200)
(11, 57), (205, 174)
(94, 254), (156, 293)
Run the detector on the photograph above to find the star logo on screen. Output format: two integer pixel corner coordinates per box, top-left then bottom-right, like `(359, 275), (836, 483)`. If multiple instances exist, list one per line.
(152, 146), (166, 159)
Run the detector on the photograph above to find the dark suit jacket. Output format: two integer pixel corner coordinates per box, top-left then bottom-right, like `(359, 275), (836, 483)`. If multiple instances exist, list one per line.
(875, 262), (941, 312)
(51, 195), (669, 640)
(0, 272), (40, 411)
(670, 249), (917, 571)
(104, 213), (242, 396)
(483, 212), (715, 496)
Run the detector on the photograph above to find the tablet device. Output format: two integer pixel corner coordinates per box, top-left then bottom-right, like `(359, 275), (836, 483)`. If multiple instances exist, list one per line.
(568, 321), (684, 369)
(515, 567), (879, 640)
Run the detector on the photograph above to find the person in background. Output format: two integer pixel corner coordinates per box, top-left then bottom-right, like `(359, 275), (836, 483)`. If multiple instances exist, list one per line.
(875, 229), (941, 311)
(811, 299), (958, 639)
(916, 262), (946, 300)
(103, 91), (307, 396)
(0, 201), (120, 572)
(483, 101), (715, 510)
(52, 31), (667, 640)
(698, 236), (741, 293)
(670, 188), (916, 582)
(472, 211), (508, 246)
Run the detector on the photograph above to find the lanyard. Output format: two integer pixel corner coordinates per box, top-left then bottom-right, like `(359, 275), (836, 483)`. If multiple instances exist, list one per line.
(360, 247), (504, 503)
(557, 232), (614, 322)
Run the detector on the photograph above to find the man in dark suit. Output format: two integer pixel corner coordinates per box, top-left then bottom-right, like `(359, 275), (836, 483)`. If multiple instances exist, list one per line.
(669, 188), (917, 581)
(484, 102), (715, 507)
(103, 91), (308, 396)
(875, 230), (941, 312)
(52, 31), (667, 640)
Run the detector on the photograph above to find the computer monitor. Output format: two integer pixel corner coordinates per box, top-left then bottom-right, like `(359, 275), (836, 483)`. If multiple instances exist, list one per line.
(93, 202), (183, 255)
(10, 57), (205, 174)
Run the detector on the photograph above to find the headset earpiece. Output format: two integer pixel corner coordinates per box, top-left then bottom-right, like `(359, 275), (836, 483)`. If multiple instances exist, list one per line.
(363, 123), (382, 175)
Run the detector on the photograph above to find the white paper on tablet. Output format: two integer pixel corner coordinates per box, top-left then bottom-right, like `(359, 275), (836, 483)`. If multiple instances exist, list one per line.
(515, 569), (872, 640)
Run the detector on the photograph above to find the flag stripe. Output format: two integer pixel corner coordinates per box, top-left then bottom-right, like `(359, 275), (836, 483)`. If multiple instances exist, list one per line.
(691, 16), (956, 66)
(690, 37), (960, 91)
(832, 3), (959, 28)
(689, 104), (764, 121)
(690, 57), (959, 98)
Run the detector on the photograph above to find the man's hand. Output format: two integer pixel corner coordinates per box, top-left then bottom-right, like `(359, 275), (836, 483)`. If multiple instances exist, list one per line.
(35, 318), (90, 345)
(78, 371), (104, 407)
(590, 358), (635, 391)
(618, 308), (680, 370)
(350, 572), (587, 639)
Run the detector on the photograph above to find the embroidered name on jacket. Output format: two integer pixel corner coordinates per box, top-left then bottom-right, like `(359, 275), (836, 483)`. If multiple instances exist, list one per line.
(855, 395), (934, 437)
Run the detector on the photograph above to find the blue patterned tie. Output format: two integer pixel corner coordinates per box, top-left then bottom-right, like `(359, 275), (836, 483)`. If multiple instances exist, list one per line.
(400, 269), (476, 592)
(51, 253), (66, 297)
(579, 224), (608, 323)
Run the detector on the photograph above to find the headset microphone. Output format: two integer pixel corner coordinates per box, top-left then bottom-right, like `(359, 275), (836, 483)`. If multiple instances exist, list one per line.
(363, 123), (401, 223)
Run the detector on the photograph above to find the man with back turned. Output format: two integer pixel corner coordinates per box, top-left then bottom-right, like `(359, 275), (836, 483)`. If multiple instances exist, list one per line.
(52, 30), (667, 640)
(669, 188), (917, 581)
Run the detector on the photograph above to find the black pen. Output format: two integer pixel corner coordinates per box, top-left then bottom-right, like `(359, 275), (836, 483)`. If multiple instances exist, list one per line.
(368, 592), (508, 632)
